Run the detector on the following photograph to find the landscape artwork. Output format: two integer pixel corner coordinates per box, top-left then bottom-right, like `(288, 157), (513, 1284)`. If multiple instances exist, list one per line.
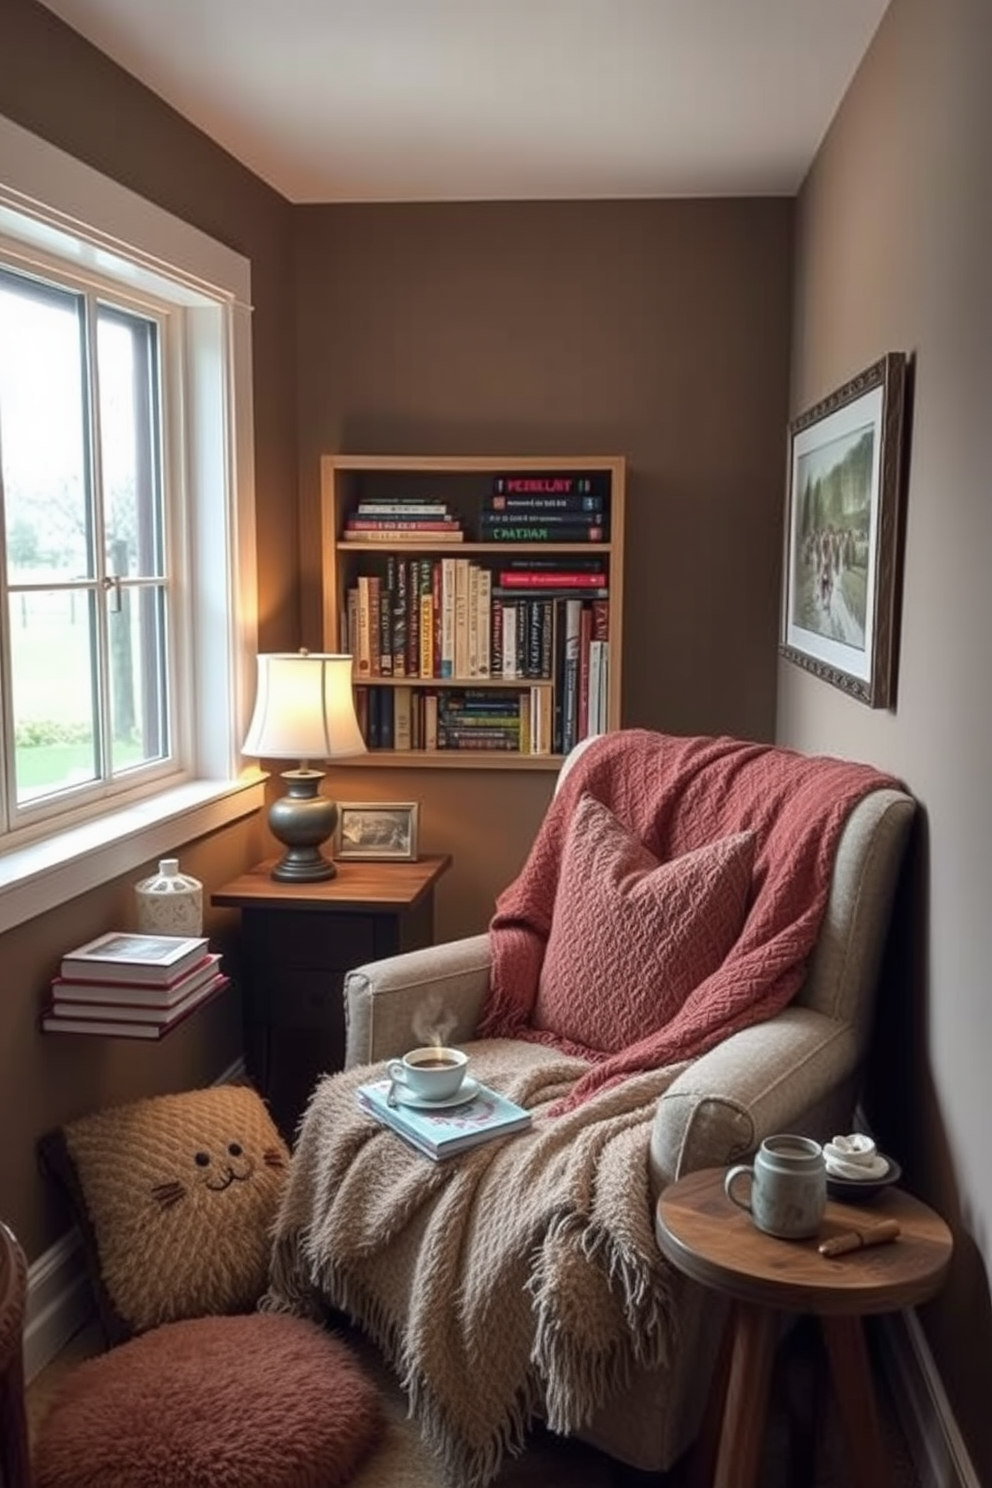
(780, 354), (908, 708)
(791, 420), (875, 651)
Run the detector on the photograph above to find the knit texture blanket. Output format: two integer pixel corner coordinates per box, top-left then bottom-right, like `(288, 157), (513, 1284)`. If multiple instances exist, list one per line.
(261, 1043), (686, 1488)
(479, 729), (897, 1110)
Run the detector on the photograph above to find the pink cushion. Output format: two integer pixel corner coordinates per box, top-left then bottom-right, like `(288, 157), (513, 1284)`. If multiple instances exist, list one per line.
(532, 792), (755, 1054)
(34, 1312), (383, 1488)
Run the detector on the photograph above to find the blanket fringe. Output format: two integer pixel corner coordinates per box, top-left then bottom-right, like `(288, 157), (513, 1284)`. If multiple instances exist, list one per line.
(309, 1247), (542, 1488)
(530, 1210), (673, 1433)
(258, 1227), (324, 1321)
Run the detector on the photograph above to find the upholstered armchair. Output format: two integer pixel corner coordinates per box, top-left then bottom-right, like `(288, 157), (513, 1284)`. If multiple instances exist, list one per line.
(338, 732), (915, 1474)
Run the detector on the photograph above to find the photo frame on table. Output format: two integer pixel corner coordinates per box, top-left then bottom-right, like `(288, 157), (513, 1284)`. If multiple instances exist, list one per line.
(335, 802), (419, 862)
(780, 352), (909, 708)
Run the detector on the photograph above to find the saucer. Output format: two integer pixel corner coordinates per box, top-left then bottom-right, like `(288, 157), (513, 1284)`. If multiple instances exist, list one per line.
(393, 1075), (480, 1110)
(826, 1154), (901, 1203)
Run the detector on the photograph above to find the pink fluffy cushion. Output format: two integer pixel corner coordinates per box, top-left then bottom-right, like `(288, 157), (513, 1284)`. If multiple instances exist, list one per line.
(532, 792), (755, 1053)
(33, 1312), (382, 1488)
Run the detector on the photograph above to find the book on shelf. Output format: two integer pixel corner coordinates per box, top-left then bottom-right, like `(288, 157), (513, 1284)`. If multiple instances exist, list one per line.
(356, 501), (452, 517)
(356, 1076), (532, 1161)
(481, 510), (605, 528)
(492, 475), (607, 496)
(342, 528), (465, 543)
(479, 522), (605, 543)
(489, 493), (605, 514)
(496, 569), (607, 589)
(42, 973), (230, 1039)
(561, 598), (583, 754)
(345, 518), (461, 533)
(50, 952), (223, 1007)
(59, 932), (210, 987)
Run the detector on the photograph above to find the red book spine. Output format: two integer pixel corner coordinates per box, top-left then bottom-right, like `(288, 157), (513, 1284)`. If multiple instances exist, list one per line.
(497, 570), (607, 588)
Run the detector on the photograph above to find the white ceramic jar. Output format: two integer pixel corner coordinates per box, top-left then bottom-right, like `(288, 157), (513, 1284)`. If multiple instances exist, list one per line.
(134, 858), (204, 937)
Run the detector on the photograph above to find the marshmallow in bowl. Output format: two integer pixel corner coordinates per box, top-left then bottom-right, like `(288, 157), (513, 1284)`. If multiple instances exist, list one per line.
(823, 1133), (890, 1181)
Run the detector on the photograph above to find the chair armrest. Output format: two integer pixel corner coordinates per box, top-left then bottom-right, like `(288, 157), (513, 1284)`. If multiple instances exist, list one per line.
(343, 934), (492, 1067)
(649, 1006), (859, 1193)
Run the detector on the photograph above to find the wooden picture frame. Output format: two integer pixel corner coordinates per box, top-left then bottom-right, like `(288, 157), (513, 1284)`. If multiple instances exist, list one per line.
(780, 352), (908, 708)
(335, 801), (419, 862)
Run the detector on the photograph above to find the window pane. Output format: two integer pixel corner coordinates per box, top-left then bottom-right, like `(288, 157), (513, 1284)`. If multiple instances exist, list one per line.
(97, 306), (164, 579)
(9, 589), (98, 803)
(109, 583), (169, 772)
(0, 270), (92, 583)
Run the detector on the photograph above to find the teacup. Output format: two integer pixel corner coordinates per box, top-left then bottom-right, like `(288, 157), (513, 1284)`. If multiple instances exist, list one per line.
(386, 1046), (469, 1102)
(724, 1134), (827, 1240)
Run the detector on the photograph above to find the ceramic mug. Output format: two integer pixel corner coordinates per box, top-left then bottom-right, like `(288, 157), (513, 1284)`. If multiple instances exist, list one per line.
(386, 1046), (469, 1101)
(724, 1134), (827, 1239)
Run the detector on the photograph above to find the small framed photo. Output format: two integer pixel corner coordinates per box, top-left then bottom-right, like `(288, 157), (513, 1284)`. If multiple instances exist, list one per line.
(780, 352), (909, 708)
(335, 802), (419, 862)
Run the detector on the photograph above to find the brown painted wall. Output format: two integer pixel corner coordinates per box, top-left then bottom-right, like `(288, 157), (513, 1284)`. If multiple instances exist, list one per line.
(0, 1), (297, 1259)
(295, 199), (794, 935)
(782, 0), (992, 1477)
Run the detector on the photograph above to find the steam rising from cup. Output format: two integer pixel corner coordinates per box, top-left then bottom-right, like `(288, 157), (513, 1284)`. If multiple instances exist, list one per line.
(411, 993), (457, 1051)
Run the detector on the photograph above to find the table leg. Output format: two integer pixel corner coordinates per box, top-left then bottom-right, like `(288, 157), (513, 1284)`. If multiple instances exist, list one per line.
(820, 1314), (892, 1488)
(713, 1301), (778, 1488)
(686, 1304), (735, 1488)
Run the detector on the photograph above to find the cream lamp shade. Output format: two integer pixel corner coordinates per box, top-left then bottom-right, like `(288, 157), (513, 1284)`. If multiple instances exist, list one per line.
(243, 651), (366, 881)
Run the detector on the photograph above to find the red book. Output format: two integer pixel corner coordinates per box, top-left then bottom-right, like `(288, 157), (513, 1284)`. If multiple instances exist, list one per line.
(50, 953), (223, 1007)
(42, 973), (230, 1038)
(497, 570), (607, 588)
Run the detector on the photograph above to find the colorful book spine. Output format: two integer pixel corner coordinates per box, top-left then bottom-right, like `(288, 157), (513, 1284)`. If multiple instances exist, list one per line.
(492, 476), (605, 496)
(419, 560), (434, 680)
(356, 502), (450, 517)
(342, 529), (465, 543)
(496, 569), (607, 588)
(346, 518), (458, 532)
(393, 559), (409, 676)
(440, 557), (456, 679)
(489, 494), (605, 513)
(453, 559), (470, 679)
(480, 523), (605, 543)
(476, 567), (492, 680)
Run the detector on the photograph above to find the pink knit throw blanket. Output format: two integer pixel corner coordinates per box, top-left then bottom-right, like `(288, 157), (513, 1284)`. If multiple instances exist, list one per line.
(480, 730), (899, 1111)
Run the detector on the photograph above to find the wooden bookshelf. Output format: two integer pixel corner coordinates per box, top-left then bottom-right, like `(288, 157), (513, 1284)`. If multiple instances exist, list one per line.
(320, 454), (625, 770)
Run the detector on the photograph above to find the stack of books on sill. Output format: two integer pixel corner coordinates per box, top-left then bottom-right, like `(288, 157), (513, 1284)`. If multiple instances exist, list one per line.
(356, 1076), (532, 1161)
(41, 932), (229, 1040)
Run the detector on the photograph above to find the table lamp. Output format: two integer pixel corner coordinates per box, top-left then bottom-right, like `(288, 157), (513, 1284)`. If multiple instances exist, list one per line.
(242, 650), (367, 881)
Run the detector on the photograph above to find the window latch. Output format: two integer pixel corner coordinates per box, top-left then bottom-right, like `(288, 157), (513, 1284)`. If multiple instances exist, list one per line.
(101, 575), (123, 614)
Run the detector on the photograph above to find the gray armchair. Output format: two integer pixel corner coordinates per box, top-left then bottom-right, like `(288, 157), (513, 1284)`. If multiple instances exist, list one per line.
(340, 741), (915, 1473)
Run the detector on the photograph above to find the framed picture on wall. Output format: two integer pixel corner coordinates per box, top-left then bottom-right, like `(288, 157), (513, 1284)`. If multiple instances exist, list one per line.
(780, 352), (909, 708)
(335, 802), (420, 862)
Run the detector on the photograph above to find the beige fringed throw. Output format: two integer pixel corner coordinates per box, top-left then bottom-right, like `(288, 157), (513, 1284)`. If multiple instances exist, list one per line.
(262, 1042), (689, 1488)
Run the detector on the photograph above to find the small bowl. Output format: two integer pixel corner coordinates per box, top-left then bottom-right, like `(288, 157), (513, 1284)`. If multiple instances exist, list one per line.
(825, 1154), (901, 1203)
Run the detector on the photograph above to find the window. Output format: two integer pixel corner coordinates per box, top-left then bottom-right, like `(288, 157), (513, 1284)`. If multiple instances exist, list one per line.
(0, 263), (173, 819)
(0, 115), (263, 933)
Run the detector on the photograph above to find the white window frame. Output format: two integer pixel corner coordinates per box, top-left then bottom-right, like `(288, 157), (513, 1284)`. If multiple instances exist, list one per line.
(0, 115), (265, 934)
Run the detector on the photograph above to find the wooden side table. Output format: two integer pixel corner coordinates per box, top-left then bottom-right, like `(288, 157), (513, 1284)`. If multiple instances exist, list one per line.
(212, 854), (451, 1135)
(656, 1167), (952, 1488)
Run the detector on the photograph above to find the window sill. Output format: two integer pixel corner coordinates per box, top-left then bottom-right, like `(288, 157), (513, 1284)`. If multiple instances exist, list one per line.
(0, 776), (267, 935)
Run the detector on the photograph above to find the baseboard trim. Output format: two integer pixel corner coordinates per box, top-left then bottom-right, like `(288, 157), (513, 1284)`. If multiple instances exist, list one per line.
(24, 1056), (247, 1382)
(876, 1310), (980, 1488)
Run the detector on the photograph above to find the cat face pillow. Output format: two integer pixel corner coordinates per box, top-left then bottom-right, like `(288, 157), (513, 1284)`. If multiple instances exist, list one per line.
(41, 1085), (290, 1342)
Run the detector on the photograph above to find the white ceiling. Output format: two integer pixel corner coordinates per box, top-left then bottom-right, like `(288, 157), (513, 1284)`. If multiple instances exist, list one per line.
(39, 0), (890, 205)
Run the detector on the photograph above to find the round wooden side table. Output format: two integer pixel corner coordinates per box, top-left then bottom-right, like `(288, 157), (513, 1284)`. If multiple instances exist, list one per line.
(656, 1167), (952, 1488)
